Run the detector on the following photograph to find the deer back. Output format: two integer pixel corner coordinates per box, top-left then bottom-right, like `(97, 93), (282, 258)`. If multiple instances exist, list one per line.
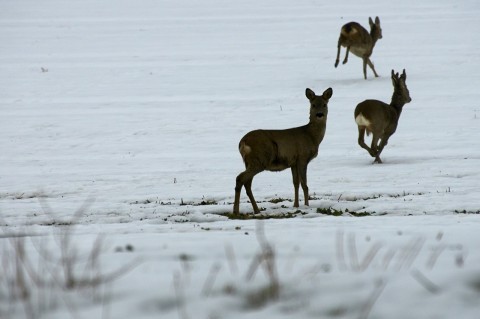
(354, 100), (398, 136)
(339, 22), (372, 50)
(239, 128), (315, 171)
(239, 88), (332, 171)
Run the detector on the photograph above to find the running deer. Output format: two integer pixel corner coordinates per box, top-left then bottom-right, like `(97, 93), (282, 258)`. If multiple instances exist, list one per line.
(354, 69), (412, 163)
(233, 87), (333, 214)
(335, 17), (382, 80)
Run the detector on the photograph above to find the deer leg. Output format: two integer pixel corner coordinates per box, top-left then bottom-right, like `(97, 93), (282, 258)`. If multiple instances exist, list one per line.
(335, 41), (342, 68)
(291, 166), (300, 207)
(357, 126), (375, 157)
(234, 168), (261, 214)
(374, 136), (389, 163)
(371, 134), (380, 154)
(234, 181), (241, 214)
(342, 46), (350, 65)
(362, 57), (368, 80)
(244, 178), (260, 214)
(377, 137), (389, 154)
(366, 58), (379, 77)
(371, 134), (382, 163)
(298, 164), (309, 206)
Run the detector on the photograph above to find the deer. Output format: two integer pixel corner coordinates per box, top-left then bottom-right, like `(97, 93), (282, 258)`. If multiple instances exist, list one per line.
(334, 17), (382, 80)
(233, 87), (333, 214)
(354, 69), (412, 164)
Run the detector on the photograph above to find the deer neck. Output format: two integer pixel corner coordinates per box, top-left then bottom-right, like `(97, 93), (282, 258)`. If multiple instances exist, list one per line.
(370, 30), (379, 48)
(306, 119), (327, 144)
(390, 91), (406, 117)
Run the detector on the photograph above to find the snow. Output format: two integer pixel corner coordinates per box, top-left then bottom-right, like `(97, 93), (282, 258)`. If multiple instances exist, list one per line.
(1, 0), (480, 318)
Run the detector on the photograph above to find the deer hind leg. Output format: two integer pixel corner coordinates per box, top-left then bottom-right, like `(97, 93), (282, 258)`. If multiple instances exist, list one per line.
(343, 46), (350, 65)
(357, 126), (375, 157)
(366, 58), (379, 77)
(335, 40), (342, 68)
(234, 168), (261, 214)
(291, 166), (300, 207)
(244, 178), (260, 213)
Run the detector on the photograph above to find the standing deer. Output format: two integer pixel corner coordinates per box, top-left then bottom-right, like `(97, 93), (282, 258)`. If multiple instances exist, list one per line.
(354, 69), (412, 163)
(233, 87), (333, 214)
(334, 17), (383, 80)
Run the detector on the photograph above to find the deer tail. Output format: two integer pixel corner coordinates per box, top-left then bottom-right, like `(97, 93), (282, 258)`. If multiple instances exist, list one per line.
(239, 141), (251, 162)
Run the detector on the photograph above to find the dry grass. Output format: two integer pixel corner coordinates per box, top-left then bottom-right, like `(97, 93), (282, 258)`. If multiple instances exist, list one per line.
(0, 199), (140, 319)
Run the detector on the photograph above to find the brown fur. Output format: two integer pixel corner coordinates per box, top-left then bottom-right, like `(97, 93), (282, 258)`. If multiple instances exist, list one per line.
(335, 17), (383, 79)
(354, 69), (412, 163)
(233, 88), (333, 214)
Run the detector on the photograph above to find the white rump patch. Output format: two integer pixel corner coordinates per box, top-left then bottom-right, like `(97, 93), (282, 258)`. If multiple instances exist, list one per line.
(239, 142), (252, 161)
(355, 113), (371, 127)
(342, 27), (358, 36)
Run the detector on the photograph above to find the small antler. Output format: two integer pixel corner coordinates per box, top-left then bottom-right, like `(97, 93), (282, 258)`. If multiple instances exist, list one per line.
(391, 69), (400, 80)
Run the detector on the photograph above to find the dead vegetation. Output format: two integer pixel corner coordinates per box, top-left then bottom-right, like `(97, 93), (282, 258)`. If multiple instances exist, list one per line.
(0, 199), (140, 319)
(164, 223), (469, 319)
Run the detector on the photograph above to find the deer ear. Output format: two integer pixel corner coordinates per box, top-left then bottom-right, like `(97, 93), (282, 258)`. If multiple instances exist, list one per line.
(391, 70), (398, 85)
(322, 87), (333, 100)
(369, 17), (374, 26)
(305, 88), (316, 100)
(375, 16), (380, 25)
(402, 69), (407, 80)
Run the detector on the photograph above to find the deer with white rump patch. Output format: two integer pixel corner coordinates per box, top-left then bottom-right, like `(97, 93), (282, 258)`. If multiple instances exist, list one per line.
(335, 17), (382, 79)
(355, 69), (412, 163)
(233, 88), (333, 214)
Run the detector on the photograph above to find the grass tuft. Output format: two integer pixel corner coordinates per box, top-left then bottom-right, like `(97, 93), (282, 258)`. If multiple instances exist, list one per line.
(454, 210), (480, 214)
(316, 207), (343, 216)
(221, 212), (300, 220)
(197, 199), (218, 206)
(268, 198), (290, 204)
(317, 207), (372, 217)
(350, 211), (372, 217)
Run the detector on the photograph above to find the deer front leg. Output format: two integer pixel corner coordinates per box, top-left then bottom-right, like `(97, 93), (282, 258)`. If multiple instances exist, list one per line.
(244, 178), (260, 213)
(370, 134), (383, 163)
(362, 57), (368, 79)
(374, 137), (389, 164)
(342, 46), (350, 65)
(291, 166), (300, 207)
(366, 58), (379, 77)
(335, 41), (342, 68)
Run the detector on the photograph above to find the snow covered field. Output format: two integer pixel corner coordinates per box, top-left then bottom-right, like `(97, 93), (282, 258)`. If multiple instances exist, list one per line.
(1, 0), (480, 318)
